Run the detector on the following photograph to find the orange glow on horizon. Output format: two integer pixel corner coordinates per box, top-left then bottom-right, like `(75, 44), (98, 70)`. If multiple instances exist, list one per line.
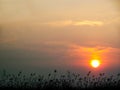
(69, 45), (120, 71)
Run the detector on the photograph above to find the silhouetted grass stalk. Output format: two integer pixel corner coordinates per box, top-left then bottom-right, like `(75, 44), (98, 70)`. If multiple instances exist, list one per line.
(0, 70), (120, 89)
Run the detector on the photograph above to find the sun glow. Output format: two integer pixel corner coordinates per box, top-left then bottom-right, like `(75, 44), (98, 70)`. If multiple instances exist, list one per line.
(90, 60), (100, 68)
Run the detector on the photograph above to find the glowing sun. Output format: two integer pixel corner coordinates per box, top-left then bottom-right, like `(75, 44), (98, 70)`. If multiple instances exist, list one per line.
(90, 60), (100, 68)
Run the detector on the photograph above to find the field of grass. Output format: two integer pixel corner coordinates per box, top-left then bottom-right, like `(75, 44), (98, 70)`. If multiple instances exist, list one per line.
(0, 70), (120, 90)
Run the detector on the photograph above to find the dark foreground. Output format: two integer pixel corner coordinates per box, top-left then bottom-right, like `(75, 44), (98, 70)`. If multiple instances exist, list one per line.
(0, 70), (120, 90)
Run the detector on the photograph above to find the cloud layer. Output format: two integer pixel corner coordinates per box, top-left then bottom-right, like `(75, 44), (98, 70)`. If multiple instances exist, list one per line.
(43, 20), (104, 27)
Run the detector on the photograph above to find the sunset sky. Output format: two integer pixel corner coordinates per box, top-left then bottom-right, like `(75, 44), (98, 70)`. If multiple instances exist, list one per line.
(0, 0), (120, 74)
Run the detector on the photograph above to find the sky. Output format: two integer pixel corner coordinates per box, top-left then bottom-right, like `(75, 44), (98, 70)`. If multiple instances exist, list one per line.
(0, 0), (120, 74)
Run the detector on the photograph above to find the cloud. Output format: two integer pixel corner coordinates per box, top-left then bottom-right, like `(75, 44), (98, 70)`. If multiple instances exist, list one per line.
(43, 20), (104, 27)
(1, 20), (104, 28)
(73, 20), (103, 26)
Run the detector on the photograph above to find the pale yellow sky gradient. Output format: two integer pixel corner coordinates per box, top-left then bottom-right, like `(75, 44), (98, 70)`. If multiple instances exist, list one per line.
(0, 0), (119, 24)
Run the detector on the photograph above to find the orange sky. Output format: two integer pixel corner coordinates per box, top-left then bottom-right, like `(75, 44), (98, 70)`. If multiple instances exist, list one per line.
(0, 0), (120, 73)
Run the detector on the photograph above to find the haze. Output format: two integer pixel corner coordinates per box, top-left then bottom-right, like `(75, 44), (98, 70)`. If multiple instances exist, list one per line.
(0, 0), (120, 74)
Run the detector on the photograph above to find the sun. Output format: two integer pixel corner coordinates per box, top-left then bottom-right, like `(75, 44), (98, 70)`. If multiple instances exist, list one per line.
(90, 59), (100, 68)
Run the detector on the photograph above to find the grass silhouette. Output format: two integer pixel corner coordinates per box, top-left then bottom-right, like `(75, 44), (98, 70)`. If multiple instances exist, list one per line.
(0, 70), (120, 90)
